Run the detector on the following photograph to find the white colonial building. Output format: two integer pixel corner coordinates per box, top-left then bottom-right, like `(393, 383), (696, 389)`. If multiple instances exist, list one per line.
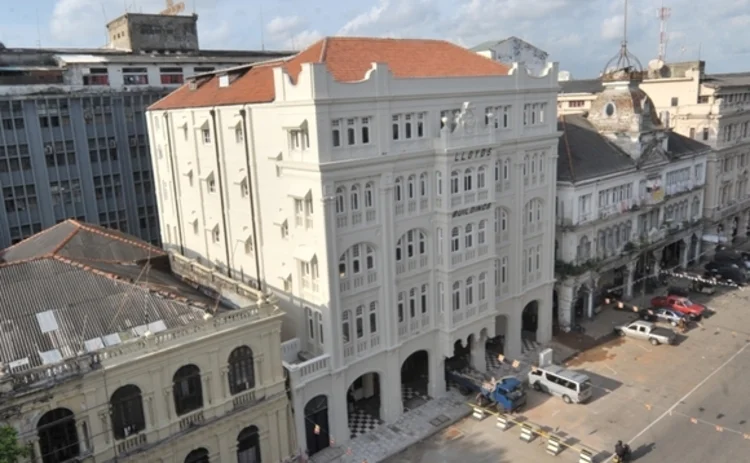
(554, 53), (709, 329)
(146, 37), (560, 454)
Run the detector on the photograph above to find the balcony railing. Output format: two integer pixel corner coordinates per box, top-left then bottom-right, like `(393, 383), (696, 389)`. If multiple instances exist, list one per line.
(178, 410), (205, 431)
(281, 339), (332, 386)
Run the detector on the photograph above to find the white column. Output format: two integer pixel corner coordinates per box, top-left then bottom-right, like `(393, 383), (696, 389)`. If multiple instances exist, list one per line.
(556, 284), (574, 331)
(292, 391), (307, 457)
(624, 261), (636, 299)
(429, 350), (447, 398)
(680, 236), (691, 269)
(383, 350), (401, 423)
(379, 174), (398, 349)
(331, 373), (349, 445)
(323, 187), (344, 370)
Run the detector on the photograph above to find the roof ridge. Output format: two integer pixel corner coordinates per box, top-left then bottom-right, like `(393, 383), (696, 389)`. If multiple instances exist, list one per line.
(50, 224), (81, 255)
(0, 220), (69, 258)
(560, 115), (576, 184)
(319, 37), (329, 63)
(76, 223), (166, 256)
(0, 255), (49, 268)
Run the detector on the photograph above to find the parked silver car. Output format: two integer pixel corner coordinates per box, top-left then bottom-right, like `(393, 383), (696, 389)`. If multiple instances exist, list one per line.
(614, 320), (676, 346)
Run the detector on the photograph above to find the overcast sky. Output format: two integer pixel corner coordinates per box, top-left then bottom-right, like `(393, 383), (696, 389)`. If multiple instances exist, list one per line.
(2, 0), (748, 78)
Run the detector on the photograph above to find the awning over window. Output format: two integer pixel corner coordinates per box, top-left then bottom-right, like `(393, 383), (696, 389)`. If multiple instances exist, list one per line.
(293, 245), (316, 262)
(702, 234), (728, 244)
(273, 210), (287, 226)
(288, 185), (311, 199)
(282, 119), (308, 130)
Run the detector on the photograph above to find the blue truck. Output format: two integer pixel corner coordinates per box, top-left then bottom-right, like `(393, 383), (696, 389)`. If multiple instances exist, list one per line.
(446, 367), (527, 412)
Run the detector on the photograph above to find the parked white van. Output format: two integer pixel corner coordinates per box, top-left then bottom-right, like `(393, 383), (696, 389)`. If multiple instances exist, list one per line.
(527, 365), (593, 404)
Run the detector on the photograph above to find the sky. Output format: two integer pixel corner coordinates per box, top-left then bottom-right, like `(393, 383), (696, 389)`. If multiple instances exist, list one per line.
(1, 0), (749, 78)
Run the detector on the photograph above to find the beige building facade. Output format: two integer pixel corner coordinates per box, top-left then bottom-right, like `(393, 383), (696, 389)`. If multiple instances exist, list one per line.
(559, 62), (750, 250)
(0, 222), (294, 463)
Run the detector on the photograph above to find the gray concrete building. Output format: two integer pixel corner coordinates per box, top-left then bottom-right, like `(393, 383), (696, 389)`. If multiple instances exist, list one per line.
(0, 11), (290, 247)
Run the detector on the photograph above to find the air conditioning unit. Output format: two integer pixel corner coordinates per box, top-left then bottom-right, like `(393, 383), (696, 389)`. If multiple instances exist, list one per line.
(129, 136), (138, 147)
(109, 138), (117, 148)
(44, 144), (54, 155)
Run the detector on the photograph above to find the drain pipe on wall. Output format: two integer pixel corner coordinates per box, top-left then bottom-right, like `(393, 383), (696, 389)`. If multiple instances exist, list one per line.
(163, 112), (185, 256)
(239, 108), (264, 292)
(209, 109), (233, 278)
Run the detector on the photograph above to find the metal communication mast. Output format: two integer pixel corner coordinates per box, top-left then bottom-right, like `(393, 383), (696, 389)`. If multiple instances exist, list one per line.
(656, 2), (672, 62)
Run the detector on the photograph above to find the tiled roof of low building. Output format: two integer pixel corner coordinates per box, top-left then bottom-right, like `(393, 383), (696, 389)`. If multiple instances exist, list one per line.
(0, 222), (222, 373)
(149, 37), (511, 110)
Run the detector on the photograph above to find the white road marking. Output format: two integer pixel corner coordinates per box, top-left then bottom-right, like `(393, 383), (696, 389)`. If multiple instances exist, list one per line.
(551, 410), (560, 417)
(627, 341), (750, 446)
(603, 364), (617, 375)
(636, 344), (652, 352)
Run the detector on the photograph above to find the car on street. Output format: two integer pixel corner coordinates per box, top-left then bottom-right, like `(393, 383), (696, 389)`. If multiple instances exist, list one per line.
(650, 295), (707, 320)
(649, 308), (688, 327)
(704, 262), (747, 286)
(614, 320), (677, 346)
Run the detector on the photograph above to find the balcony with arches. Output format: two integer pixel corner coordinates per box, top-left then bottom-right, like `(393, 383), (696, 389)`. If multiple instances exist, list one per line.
(449, 220), (489, 267)
(395, 229), (429, 275)
(449, 164), (490, 208)
(523, 199), (545, 236)
(396, 284), (431, 341)
(342, 301), (382, 361)
(522, 152), (547, 188)
(494, 157), (512, 195)
(394, 172), (431, 217)
(338, 243), (378, 294)
(450, 273), (490, 326)
(335, 182), (377, 230)
(522, 245), (544, 287)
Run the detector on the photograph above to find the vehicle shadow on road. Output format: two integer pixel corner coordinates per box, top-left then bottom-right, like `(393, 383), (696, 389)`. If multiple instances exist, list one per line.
(574, 369), (622, 403)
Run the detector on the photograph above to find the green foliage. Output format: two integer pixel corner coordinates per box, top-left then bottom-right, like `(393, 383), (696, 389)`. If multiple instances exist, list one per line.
(0, 425), (29, 463)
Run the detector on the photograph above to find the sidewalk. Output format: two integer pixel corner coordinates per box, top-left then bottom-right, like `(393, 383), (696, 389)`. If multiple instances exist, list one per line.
(310, 391), (471, 463)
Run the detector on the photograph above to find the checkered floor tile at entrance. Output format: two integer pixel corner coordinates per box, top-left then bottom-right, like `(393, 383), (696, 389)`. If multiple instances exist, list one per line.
(401, 385), (430, 412)
(348, 408), (383, 439)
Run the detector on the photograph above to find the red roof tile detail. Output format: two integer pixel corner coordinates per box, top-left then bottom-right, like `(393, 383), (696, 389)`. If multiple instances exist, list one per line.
(150, 37), (510, 110)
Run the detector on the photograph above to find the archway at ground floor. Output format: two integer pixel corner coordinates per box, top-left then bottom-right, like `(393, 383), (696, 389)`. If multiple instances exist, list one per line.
(661, 240), (682, 269)
(485, 315), (507, 370)
(304, 395), (330, 456)
(400, 350), (430, 412)
(732, 216), (739, 239)
(346, 372), (383, 440)
(522, 300), (539, 343)
(689, 234), (699, 266)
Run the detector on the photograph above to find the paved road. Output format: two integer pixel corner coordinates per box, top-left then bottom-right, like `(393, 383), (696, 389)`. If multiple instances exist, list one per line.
(386, 283), (750, 462)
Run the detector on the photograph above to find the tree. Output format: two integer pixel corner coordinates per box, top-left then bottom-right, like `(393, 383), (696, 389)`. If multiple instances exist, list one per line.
(0, 425), (29, 463)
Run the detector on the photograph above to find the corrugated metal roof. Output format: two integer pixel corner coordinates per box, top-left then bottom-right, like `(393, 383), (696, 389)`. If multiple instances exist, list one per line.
(0, 258), (207, 369)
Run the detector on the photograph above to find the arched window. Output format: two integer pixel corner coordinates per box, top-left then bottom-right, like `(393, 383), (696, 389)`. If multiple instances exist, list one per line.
(577, 236), (591, 260)
(396, 229), (428, 263)
(237, 426), (261, 463)
(523, 155), (529, 176)
(419, 172), (428, 196)
(335, 187), (346, 214)
(409, 288), (417, 318)
(450, 171), (460, 194)
(350, 184), (360, 211)
(395, 177), (403, 202)
(364, 182), (374, 208)
(451, 227), (460, 252)
(435, 171), (443, 195)
(342, 310), (351, 343)
(465, 277), (474, 305)
(110, 385), (146, 439)
(531, 154), (537, 174)
(228, 346), (255, 395)
(355, 305), (365, 338)
(339, 244), (376, 282)
(503, 158), (510, 180)
(465, 223), (473, 248)
(478, 272), (487, 301)
(477, 166), (486, 189)
(463, 168), (473, 191)
(438, 282), (445, 312)
(452, 281), (461, 310)
(536, 200), (543, 221)
(536, 245), (542, 269)
(478, 220), (486, 244)
(494, 160), (501, 181)
(496, 208), (508, 232)
(397, 292), (405, 322)
(407, 174), (416, 199)
(420, 284), (428, 313)
(173, 364), (204, 416)
(184, 448), (210, 463)
(38, 408), (79, 463)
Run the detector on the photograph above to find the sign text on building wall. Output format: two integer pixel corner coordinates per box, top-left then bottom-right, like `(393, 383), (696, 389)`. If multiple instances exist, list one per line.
(454, 149), (492, 162)
(452, 203), (492, 218)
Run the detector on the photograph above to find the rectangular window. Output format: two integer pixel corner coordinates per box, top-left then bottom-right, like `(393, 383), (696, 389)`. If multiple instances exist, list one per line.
(404, 114), (413, 139)
(417, 113), (425, 137)
(201, 129), (211, 144)
(347, 118), (356, 145)
(689, 127), (696, 139)
(671, 97), (679, 107)
(361, 117), (370, 144)
(122, 67), (149, 85)
(332, 119), (341, 147)
(159, 67), (184, 84)
(83, 68), (109, 86)
(702, 127), (709, 141)
(392, 115), (400, 140)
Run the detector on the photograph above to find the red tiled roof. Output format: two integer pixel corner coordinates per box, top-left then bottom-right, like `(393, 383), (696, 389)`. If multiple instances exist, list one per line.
(149, 37), (511, 111)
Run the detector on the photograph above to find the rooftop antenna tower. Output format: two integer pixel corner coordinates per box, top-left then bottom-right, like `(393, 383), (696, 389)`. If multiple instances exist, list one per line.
(656, 1), (671, 63)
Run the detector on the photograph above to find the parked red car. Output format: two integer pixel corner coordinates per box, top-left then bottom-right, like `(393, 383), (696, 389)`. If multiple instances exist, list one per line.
(650, 295), (707, 320)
